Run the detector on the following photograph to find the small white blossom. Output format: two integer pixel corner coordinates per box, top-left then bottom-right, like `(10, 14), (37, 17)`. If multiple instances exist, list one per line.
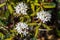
(15, 22), (28, 36)
(15, 2), (28, 15)
(37, 10), (51, 23)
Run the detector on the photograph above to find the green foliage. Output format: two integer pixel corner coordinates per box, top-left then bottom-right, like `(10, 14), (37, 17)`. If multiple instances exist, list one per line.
(0, 0), (57, 40)
(0, 3), (6, 7)
(5, 10), (10, 19)
(0, 33), (4, 40)
(7, 4), (14, 14)
(42, 23), (52, 31)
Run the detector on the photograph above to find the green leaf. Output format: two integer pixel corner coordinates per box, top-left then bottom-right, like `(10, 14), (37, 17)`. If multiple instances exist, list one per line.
(35, 26), (39, 37)
(42, 23), (52, 31)
(30, 13), (36, 16)
(43, 3), (56, 8)
(5, 37), (13, 40)
(42, 0), (44, 2)
(31, 4), (35, 12)
(36, 8), (40, 12)
(27, 0), (30, 3)
(7, 4), (14, 14)
(0, 3), (6, 7)
(5, 10), (10, 19)
(34, 23), (41, 37)
(28, 23), (37, 26)
(10, 2), (15, 7)
(34, 3), (40, 6)
(20, 17), (24, 22)
(35, 0), (38, 3)
(0, 33), (4, 40)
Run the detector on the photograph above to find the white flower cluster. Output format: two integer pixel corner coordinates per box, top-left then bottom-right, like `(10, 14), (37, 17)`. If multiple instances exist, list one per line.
(15, 22), (28, 36)
(37, 10), (51, 23)
(15, 2), (28, 15)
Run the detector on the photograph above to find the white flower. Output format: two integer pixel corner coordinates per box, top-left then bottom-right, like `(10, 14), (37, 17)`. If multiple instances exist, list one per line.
(15, 22), (28, 36)
(37, 10), (51, 23)
(15, 2), (28, 15)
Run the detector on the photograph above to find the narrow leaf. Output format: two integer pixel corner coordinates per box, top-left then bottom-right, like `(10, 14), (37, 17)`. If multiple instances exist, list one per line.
(7, 4), (14, 14)
(0, 3), (6, 7)
(31, 4), (35, 12)
(42, 24), (52, 30)
(35, 23), (41, 37)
